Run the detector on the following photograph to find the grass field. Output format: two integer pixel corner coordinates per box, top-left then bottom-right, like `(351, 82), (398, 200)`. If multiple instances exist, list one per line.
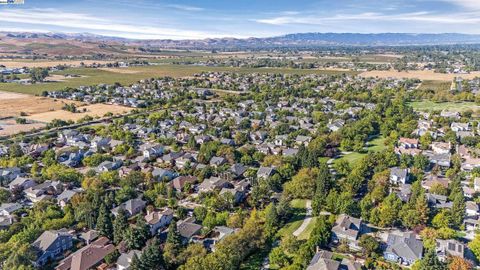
(277, 199), (307, 237)
(408, 100), (480, 112)
(417, 80), (452, 92)
(0, 65), (357, 95)
(337, 136), (388, 165)
(297, 216), (318, 240)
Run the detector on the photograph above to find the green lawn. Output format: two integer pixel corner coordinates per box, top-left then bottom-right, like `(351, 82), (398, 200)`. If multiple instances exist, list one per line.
(277, 199), (307, 237)
(408, 100), (480, 112)
(297, 217), (318, 240)
(0, 65), (357, 95)
(336, 136), (388, 165)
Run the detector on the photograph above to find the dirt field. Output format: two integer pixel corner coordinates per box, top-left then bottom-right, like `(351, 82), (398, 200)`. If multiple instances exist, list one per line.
(359, 70), (480, 81)
(98, 68), (140, 74)
(0, 118), (46, 136)
(0, 60), (114, 68)
(26, 104), (133, 123)
(0, 91), (82, 118)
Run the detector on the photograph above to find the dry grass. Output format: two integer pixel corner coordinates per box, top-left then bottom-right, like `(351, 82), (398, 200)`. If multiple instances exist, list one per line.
(26, 103), (133, 123)
(98, 68), (141, 74)
(360, 70), (480, 81)
(0, 60), (113, 68)
(0, 119), (46, 136)
(0, 91), (82, 118)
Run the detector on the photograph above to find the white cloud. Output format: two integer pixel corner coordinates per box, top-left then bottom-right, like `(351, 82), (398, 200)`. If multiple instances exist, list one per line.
(166, 4), (205, 12)
(255, 10), (480, 26)
(0, 8), (237, 39)
(442, 0), (480, 10)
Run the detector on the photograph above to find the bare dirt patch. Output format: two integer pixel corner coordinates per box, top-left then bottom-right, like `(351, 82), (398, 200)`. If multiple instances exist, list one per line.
(98, 68), (141, 74)
(0, 60), (113, 69)
(0, 118), (46, 136)
(359, 70), (480, 81)
(0, 91), (82, 118)
(26, 104), (133, 123)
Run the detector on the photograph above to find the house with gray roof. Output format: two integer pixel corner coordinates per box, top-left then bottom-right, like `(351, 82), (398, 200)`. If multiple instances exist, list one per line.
(384, 232), (423, 266)
(390, 167), (408, 185)
(117, 250), (142, 270)
(331, 214), (365, 250)
(111, 198), (146, 217)
(33, 229), (72, 266)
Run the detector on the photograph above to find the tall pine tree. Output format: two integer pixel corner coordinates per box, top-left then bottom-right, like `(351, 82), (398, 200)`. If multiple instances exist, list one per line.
(113, 208), (128, 244)
(96, 203), (113, 239)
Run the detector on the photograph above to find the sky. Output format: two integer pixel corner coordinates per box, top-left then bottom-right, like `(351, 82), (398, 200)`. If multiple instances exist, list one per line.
(0, 0), (480, 40)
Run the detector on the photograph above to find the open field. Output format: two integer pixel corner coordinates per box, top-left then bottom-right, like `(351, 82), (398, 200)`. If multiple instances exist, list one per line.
(0, 91), (82, 118)
(277, 199), (307, 237)
(336, 136), (388, 165)
(0, 65), (358, 95)
(360, 70), (480, 81)
(0, 118), (46, 137)
(26, 104), (133, 123)
(408, 100), (480, 112)
(417, 80), (452, 92)
(0, 60), (114, 68)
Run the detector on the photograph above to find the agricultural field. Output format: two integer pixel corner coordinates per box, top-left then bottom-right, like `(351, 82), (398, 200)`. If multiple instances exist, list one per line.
(0, 60), (114, 68)
(408, 100), (480, 112)
(417, 80), (452, 92)
(25, 103), (133, 123)
(360, 69), (480, 81)
(0, 91), (82, 118)
(0, 118), (46, 137)
(0, 64), (358, 95)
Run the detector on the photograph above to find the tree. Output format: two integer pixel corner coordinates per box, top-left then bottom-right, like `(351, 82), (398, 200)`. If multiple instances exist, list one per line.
(448, 256), (473, 270)
(451, 192), (466, 229)
(416, 248), (446, 270)
(264, 203), (279, 240)
(113, 208), (128, 244)
(30, 67), (49, 82)
(358, 235), (379, 257)
(130, 253), (142, 270)
(269, 247), (290, 268)
(468, 234), (480, 261)
(96, 203), (113, 239)
(164, 221), (183, 267)
(378, 193), (402, 227)
(140, 238), (165, 270)
(125, 216), (151, 250)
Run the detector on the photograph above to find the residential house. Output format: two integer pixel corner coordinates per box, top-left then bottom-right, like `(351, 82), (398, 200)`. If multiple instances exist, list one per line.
(257, 166), (275, 179)
(97, 159), (123, 172)
(177, 220), (202, 243)
(25, 181), (63, 203)
(111, 198), (146, 217)
(116, 250), (142, 270)
(198, 177), (230, 193)
(390, 167), (408, 185)
(384, 232), (423, 266)
(56, 237), (115, 270)
(33, 229), (73, 266)
(170, 176), (197, 192)
(8, 176), (35, 191)
(145, 208), (174, 235)
(295, 135), (312, 146)
(0, 202), (22, 216)
(152, 168), (175, 181)
(57, 189), (81, 208)
(142, 144), (164, 159)
(331, 214), (364, 250)
(436, 239), (465, 262)
(431, 142), (451, 154)
(451, 122), (470, 132)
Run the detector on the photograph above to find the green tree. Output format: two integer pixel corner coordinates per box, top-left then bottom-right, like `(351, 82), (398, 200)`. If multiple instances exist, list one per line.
(96, 203), (113, 239)
(140, 238), (165, 269)
(416, 248), (446, 270)
(113, 208), (128, 244)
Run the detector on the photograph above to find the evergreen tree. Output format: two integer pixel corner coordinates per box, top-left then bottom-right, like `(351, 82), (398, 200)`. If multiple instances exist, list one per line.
(264, 203), (279, 240)
(130, 253), (143, 270)
(451, 192), (466, 229)
(140, 238), (165, 270)
(417, 249), (446, 270)
(113, 208), (128, 244)
(312, 162), (331, 215)
(96, 203), (113, 239)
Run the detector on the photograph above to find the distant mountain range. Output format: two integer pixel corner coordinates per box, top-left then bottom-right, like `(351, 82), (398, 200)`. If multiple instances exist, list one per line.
(4, 32), (480, 49)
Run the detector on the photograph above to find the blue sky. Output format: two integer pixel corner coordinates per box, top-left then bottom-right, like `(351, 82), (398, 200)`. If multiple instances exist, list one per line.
(0, 0), (480, 39)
